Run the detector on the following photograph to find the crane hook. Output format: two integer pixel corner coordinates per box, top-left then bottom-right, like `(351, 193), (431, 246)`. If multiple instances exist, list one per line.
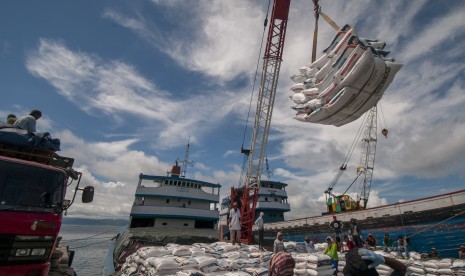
(382, 128), (388, 138)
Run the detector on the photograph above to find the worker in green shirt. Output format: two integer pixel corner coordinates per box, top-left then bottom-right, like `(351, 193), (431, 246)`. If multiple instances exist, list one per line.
(324, 236), (339, 275)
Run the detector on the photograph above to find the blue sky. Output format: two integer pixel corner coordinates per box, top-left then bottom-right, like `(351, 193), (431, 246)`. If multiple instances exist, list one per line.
(1, 0), (465, 219)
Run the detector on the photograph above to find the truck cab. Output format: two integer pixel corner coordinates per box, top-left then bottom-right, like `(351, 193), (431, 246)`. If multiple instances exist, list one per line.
(0, 144), (93, 276)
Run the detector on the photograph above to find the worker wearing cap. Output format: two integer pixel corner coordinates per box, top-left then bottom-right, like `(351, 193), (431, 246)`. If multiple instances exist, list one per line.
(228, 202), (241, 245)
(330, 215), (343, 239)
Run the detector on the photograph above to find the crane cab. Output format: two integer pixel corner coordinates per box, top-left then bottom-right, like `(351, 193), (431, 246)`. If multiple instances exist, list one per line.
(326, 194), (361, 213)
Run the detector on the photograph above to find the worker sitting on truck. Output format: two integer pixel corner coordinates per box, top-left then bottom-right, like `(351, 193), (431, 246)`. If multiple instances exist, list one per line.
(14, 109), (42, 133)
(7, 114), (17, 124)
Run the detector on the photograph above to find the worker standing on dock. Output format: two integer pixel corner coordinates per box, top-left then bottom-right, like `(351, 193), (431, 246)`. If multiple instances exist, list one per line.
(396, 235), (410, 258)
(229, 202), (241, 245)
(254, 212), (265, 251)
(330, 215), (343, 238)
(324, 236), (339, 275)
(349, 218), (363, 248)
(383, 233), (394, 252)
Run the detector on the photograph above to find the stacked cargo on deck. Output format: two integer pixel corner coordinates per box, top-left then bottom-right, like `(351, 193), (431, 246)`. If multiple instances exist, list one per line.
(289, 24), (402, 127)
(116, 241), (465, 275)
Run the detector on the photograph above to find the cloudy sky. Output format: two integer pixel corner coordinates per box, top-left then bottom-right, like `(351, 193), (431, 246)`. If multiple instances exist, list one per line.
(1, 0), (465, 220)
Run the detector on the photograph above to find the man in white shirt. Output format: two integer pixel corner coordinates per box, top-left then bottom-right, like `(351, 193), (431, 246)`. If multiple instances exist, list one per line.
(304, 237), (316, 253)
(14, 109), (42, 133)
(229, 202), (241, 245)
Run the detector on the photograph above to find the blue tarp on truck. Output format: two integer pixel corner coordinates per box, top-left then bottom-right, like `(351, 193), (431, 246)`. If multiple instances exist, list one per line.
(0, 122), (60, 151)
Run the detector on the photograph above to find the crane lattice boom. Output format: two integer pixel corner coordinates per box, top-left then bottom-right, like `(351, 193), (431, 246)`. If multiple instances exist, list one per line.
(232, 0), (291, 244)
(356, 106), (378, 208)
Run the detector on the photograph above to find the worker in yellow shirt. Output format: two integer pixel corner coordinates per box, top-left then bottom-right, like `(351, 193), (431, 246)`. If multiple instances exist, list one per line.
(324, 236), (339, 275)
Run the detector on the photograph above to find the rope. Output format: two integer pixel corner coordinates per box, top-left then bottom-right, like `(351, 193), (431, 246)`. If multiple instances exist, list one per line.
(342, 172), (361, 195)
(311, 0), (339, 62)
(342, 111), (368, 167)
(406, 209), (465, 240)
(64, 236), (114, 243)
(378, 101), (388, 130)
(69, 238), (113, 249)
(311, 0), (320, 63)
(61, 227), (120, 242)
(327, 111), (368, 193)
(319, 10), (340, 31)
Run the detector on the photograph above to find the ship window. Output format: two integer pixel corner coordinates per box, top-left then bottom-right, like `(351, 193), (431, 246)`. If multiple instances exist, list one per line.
(275, 198), (278, 202)
(169, 180), (173, 185)
(184, 223), (188, 227)
(188, 200), (191, 205)
(265, 197), (268, 201)
(166, 199), (170, 204)
(178, 198), (181, 202)
(162, 223), (167, 226)
(182, 182), (186, 187)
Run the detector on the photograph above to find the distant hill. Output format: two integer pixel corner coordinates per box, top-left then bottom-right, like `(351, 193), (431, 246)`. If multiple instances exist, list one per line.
(62, 217), (128, 226)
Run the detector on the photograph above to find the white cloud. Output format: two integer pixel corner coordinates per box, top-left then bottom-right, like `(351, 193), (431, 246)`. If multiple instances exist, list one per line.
(103, 1), (265, 82)
(25, 39), (250, 149)
(399, 6), (465, 63)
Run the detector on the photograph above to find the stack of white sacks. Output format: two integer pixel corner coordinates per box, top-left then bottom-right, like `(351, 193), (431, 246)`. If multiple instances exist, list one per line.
(118, 242), (272, 276)
(288, 24), (402, 127)
(405, 258), (462, 275)
(293, 253), (334, 275)
(366, 250), (465, 276)
(117, 241), (465, 276)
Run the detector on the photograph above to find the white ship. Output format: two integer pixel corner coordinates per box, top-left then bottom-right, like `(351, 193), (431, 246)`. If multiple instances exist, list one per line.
(104, 144), (222, 275)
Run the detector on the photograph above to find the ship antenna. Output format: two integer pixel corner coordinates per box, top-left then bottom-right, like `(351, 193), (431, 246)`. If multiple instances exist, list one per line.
(180, 137), (194, 178)
(265, 155), (273, 180)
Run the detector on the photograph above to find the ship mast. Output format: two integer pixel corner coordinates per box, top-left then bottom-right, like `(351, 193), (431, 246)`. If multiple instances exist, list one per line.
(179, 138), (193, 178)
(265, 156), (273, 180)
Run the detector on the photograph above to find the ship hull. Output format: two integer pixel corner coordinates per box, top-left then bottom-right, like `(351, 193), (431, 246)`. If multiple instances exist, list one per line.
(256, 189), (465, 258)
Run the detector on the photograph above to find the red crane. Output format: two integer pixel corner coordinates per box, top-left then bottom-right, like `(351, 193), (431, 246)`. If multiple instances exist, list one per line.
(230, 0), (291, 244)
(229, 0), (337, 244)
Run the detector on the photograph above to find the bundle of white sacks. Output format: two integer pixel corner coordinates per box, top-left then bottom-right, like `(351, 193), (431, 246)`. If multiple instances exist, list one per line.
(289, 24), (403, 127)
(117, 241), (465, 276)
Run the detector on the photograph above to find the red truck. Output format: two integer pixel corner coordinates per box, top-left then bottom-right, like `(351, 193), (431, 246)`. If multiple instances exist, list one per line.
(0, 144), (94, 276)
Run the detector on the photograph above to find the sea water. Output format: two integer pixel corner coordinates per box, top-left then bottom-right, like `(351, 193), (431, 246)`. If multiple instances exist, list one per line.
(60, 224), (123, 276)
